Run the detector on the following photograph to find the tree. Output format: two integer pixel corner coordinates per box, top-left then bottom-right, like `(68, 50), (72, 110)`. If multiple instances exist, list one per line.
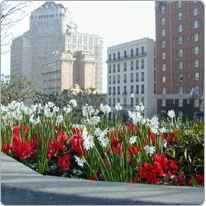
(1, 1), (32, 54)
(1, 74), (36, 105)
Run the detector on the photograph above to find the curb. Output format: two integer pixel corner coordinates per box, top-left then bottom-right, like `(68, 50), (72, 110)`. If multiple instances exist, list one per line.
(1, 152), (205, 205)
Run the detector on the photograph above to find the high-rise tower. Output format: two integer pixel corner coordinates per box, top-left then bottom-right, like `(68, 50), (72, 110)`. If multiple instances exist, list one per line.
(10, 1), (103, 94)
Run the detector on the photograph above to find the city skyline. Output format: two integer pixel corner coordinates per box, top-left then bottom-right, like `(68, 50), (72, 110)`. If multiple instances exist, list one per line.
(1, 1), (156, 93)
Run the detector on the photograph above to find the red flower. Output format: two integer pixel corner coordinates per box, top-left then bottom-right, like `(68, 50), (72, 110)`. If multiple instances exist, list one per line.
(150, 133), (156, 144)
(111, 137), (118, 144)
(196, 174), (204, 184)
(128, 146), (140, 155)
(2, 143), (11, 153)
(90, 176), (97, 181)
(132, 177), (139, 183)
(177, 174), (186, 186)
(57, 155), (71, 172)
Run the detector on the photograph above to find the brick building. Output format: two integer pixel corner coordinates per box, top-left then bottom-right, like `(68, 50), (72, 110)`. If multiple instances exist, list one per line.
(155, 1), (204, 119)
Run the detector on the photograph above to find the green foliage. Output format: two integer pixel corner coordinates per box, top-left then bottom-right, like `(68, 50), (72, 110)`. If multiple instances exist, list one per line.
(166, 121), (204, 177)
(1, 74), (36, 105)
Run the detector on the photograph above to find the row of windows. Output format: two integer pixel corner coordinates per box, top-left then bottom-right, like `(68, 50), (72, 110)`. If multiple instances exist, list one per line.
(162, 46), (202, 60)
(161, 8), (200, 25)
(108, 59), (145, 73)
(108, 72), (145, 84)
(162, 38), (201, 50)
(161, 59), (202, 71)
(108, 97), (145, 107)
(30, 13), (65, 20)
(161, 72), (201, 84)
(161, 85), (201, 95)
(161, 98), (200, 108)
(108, 85), (145, 95)
(108, 47), (145, 61)
(160, 1), (199, 14)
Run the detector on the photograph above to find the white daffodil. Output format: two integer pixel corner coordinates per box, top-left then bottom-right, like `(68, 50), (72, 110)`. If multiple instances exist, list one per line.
(129, 136), (137, 144)
(168, 110), (175, 119)
(115, 103), (122, 111)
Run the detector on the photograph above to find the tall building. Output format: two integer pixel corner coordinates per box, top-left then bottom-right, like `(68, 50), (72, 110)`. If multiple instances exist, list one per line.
(10, 1), (103, 94)
(107, 38), (156, 118)
(155, 1), (204, 119)
(42, 50), (95, 95)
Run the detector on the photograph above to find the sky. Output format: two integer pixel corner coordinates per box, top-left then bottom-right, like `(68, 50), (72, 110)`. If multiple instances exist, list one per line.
(1, 1), (156, 92)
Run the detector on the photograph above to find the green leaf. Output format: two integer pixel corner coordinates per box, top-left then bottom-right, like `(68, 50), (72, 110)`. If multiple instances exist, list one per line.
(191, 176), (199, 187)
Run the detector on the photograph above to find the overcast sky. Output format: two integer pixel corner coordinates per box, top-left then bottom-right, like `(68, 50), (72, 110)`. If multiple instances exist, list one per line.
(1, 1), (156, 92)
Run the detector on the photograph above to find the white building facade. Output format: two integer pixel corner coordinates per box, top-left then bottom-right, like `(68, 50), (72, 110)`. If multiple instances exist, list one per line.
(107, 38), (156, 118)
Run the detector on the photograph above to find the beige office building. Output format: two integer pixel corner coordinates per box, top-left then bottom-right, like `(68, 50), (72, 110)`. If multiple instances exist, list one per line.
(42, 50), (95, 95)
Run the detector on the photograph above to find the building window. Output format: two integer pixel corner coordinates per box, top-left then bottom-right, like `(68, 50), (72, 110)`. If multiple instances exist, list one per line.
(136, 48), (139, 56)
(124, 98), (127, 106)
(178, 99), (183, 107)
(124, 74), (127, 83)
(194, 99), (199, 108)
(113, 75), (116, 84)
(118, 52), (120, 59)
(141, 59), (145, 69)
(178, 37), (183, 45)
(177, 12), (183, 20)
(136, 60), (139, 70)
(131, 49), (133, 57)
(178, 49), (184, 57)
(130, 73), (134, 82)
(177, 1), (183, 8)
(161, 6), (165, 14)
(162, 52), (166, 59)
(136, 85), (139, 94)
(141, 98), (144, 106)
(193, 8), (199, 16)
(162, 76), (166, 83)
(179, 86), (184, 94)
(131, 61), (134, 70)
(117, 86), (120, 95)
(193, 59), (200, 68)
(141, 72), (144, 81)
(162, 99), (166, 107)
(161, 17), (165, 25)
(178, 74), (184, 82)
(136, 98), (139, 105)
(113, 87), (116, 95)
(117, 75), (120, 83)
(162, 87), (166, 95)
(193, 20), (199, 29)
(161, 29), (166, 36)
(194, 72), (200, 81)
(141, 85), (144, 94)
(131, 85), (134, 93)
(193, 46), (200, 55)
(193, 33), (199, 42)
(113, 64), (116, 73)
(195, 86), (200, 94)
(162, 40), (166, 48)
(178, 61), (184, 69)
(178, 24), (183, 32)
(124, 50), (127, 58)
(136, 73), (139, 82)
(162, 64), (166, 71)
(117, 63), (120, 72)
(124, 62), (127, 71)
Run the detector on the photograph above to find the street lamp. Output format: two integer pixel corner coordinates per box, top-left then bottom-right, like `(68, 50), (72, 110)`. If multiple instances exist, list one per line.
(131, 93), (134, 112)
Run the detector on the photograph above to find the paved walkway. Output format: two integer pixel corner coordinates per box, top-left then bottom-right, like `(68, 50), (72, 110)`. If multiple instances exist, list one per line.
(1, 153), (205, 205)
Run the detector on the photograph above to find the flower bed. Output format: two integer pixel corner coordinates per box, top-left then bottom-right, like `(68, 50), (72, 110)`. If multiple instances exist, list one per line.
(1, 100), (204, 187)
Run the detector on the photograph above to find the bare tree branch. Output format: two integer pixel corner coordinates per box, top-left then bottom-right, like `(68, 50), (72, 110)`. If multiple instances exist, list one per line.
(1, 1), (32, 54)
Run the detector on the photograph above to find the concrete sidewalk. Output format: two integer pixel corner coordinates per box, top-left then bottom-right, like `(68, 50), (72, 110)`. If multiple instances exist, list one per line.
(1, 152), (205, 205)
